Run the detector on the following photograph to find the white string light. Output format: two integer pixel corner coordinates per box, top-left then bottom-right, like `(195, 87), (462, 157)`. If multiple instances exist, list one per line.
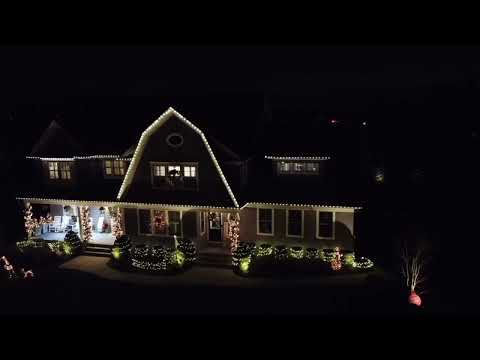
(26, 155), (132, 161)
(116, 107), (239, 208)
(241, 202), (362, 210)
(265, 155), (331, 161)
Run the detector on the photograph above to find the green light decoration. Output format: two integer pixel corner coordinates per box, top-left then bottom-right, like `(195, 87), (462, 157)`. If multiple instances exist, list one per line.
(343, 252), (355, 266)
(305, 248), (321, 261)
(239, 257), (251, 274)
(174, 250), (186, 267)
(63, 243), (72, 256)
(112, 247), (121, 260)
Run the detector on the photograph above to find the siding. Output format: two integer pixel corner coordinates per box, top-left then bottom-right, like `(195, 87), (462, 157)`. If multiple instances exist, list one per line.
(239, 206), (355, 251)
(124, 208), (138, 237)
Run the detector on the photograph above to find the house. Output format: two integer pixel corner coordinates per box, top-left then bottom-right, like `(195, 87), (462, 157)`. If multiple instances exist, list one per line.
(16, 107), (362, 254)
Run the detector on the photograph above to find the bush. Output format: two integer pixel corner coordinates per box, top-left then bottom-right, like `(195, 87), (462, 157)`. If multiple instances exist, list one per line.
(177, 238), (196, 265)
(111, 235), (132, 262)
(256, 243), (273, 257)
(305, 248), (321, 261)
(274, 245), (288, 261)
(63, 231), (82, 256)
(289, 246), (304, 259)
(353, 256), (374, 269)
(343, 251), (355, 266)
(232, 242), (256, 266)
(130, 245), (187, 273)
(323, 249), (335, 262)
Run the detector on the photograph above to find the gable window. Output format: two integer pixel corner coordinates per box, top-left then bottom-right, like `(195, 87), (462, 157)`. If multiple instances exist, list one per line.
(317, 211), (335, 239)
(138, 209), (182, 236)
(277, 161), (319, 175)
(287, 209), (303, 237)
(48, 161), (72, 180)
(105, 160), (125, 177)
(151, 162), (198, 190)
(257, 208), (274, 235)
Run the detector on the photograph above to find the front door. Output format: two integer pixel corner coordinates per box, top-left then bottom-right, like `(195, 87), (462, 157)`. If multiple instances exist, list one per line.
(208, 212), (222, 243)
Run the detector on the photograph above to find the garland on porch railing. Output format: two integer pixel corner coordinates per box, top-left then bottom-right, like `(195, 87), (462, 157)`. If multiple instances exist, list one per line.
(80, 206), (92, 242)
(110, 207), (123, 238)
(23, 202), (52, 239)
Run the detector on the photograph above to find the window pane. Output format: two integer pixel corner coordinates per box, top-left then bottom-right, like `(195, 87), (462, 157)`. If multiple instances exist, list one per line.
(294, 163), (304, 172)
(139, 209), (152, 234)
(190, 166), (196, 177)
(152, 210), (167, 235)
(318, 212), (333, 238)
(184, 166), (191, 177)
(160, 166), (165, 176)
(259, 209), (272, 222)
(288, 210), (302, 236)
(258, 209), (273, 234)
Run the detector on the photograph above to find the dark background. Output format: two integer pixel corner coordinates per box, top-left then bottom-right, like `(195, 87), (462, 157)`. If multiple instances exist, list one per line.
(0, 45), (479, 312)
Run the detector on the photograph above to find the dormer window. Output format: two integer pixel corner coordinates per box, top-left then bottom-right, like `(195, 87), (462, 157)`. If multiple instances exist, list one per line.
(277, 161), (319, 175)
(104, 160), (125, 177)
(151, 162), (198, 190)
(48, 161), (72, 180)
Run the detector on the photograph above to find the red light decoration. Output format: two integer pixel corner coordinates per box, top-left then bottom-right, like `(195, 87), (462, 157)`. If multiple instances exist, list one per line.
(408, 291), (422, 306)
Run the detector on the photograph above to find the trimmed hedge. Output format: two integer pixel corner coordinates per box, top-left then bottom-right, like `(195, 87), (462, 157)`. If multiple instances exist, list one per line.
(130, 244), (189, 273)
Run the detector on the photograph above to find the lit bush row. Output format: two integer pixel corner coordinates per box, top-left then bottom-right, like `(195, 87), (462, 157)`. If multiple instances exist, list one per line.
(17, 231), (82, 257)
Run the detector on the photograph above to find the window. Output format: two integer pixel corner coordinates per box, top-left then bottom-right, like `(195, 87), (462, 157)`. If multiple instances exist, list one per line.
(257, 208), (274, 235)
(287, 210), (303, 237)
(277, 161), (319, 175)
(105, 160), (125, 176)
(151, 162), (198, 190)
(317, 211), (334, 239)
(200, 211), (206, 234)
(48, 161), (72, 180)
(138, 209), (182, 236)
(48, 162), (59, 179)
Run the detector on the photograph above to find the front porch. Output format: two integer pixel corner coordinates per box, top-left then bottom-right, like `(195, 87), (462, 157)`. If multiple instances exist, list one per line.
(40, 231), (115, 245)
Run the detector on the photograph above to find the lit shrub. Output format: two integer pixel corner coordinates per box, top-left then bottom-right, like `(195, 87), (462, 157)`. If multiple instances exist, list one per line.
(353, 256), (374, 269)
(111, 235), (132, 262)
(232, 242), (256, 266)
(239, 256), (251, 274)
(289, 246), (304, 259)
(305, 248), (321, 261)
(323, 249), (335, 262)
(274, 245), (288, 261)
(63, 231), (82, 255)
(343, 251), (355, 267)
(177, 238), (197, 265)
(256, 243), (273, 257)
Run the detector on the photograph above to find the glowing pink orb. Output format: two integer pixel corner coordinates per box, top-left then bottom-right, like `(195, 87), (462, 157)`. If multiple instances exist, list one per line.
(408, 291), (422, 306)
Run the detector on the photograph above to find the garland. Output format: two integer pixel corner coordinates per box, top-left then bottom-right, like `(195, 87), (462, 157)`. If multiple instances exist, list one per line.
(80, 206), (92, 242)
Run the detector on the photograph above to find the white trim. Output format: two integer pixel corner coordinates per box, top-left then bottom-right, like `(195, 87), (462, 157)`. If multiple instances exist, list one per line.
(316, 210), (335, 240)
(257, 208), (274, 236)
(243, 202), (360, 212)
(116, 107), (239, 207)
(286, 209), (304, 238)
(265, 155), (330, 161)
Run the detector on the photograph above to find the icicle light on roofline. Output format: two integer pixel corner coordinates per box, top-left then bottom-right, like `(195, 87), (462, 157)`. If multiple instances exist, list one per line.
(16, 197), (239, 210)
(264, 155), (331, 161)
(116, 107), (239, 208)
(26, 155), (132, 161)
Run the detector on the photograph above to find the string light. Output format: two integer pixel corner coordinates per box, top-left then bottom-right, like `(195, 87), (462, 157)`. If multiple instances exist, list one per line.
(242, 202), (361, 210)
(26, 155), (132, 161)
(116, 107), (239, 207)
(80, 206), (92, 242)
(265, 155), (331, 161)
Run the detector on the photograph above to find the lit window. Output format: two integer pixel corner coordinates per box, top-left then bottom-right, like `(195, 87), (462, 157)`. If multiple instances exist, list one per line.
(168, 165), (181, 176)
(257, 208), (274, 235)
(317, 211), (334, 239)
(48, 162), (59, 179)
(184, 166), (196, 177)
(287, 210), (303, 237)
(154, 165), (165, 177)
(139, 209), (182, 236)
(105, 160), (124, 176)
(59, 162), (71, 179)
(279, 162), (290, 172)
(277, 161), (319, 175)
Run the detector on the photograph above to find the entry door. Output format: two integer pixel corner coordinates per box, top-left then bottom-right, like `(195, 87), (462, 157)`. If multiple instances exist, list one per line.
(208, 212), (222, 242)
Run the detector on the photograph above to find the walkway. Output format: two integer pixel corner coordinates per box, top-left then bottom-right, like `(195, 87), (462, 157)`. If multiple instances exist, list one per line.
(59, 255), (380, 288)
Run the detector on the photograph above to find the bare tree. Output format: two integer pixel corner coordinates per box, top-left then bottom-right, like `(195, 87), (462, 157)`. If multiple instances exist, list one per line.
(400, 241), (429, 295)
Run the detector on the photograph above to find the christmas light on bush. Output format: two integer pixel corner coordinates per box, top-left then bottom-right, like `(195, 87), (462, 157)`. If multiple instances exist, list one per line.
(289, 247), (304, 259)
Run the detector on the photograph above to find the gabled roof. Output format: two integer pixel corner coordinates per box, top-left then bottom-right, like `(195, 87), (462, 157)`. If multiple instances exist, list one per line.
(117, 107), (239, 207)
(30, 120), (84, 157)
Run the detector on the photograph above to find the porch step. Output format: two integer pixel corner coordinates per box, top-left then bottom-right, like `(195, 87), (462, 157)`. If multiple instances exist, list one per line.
(83, 244), (113, 257)
(198, 251), (232, 269)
